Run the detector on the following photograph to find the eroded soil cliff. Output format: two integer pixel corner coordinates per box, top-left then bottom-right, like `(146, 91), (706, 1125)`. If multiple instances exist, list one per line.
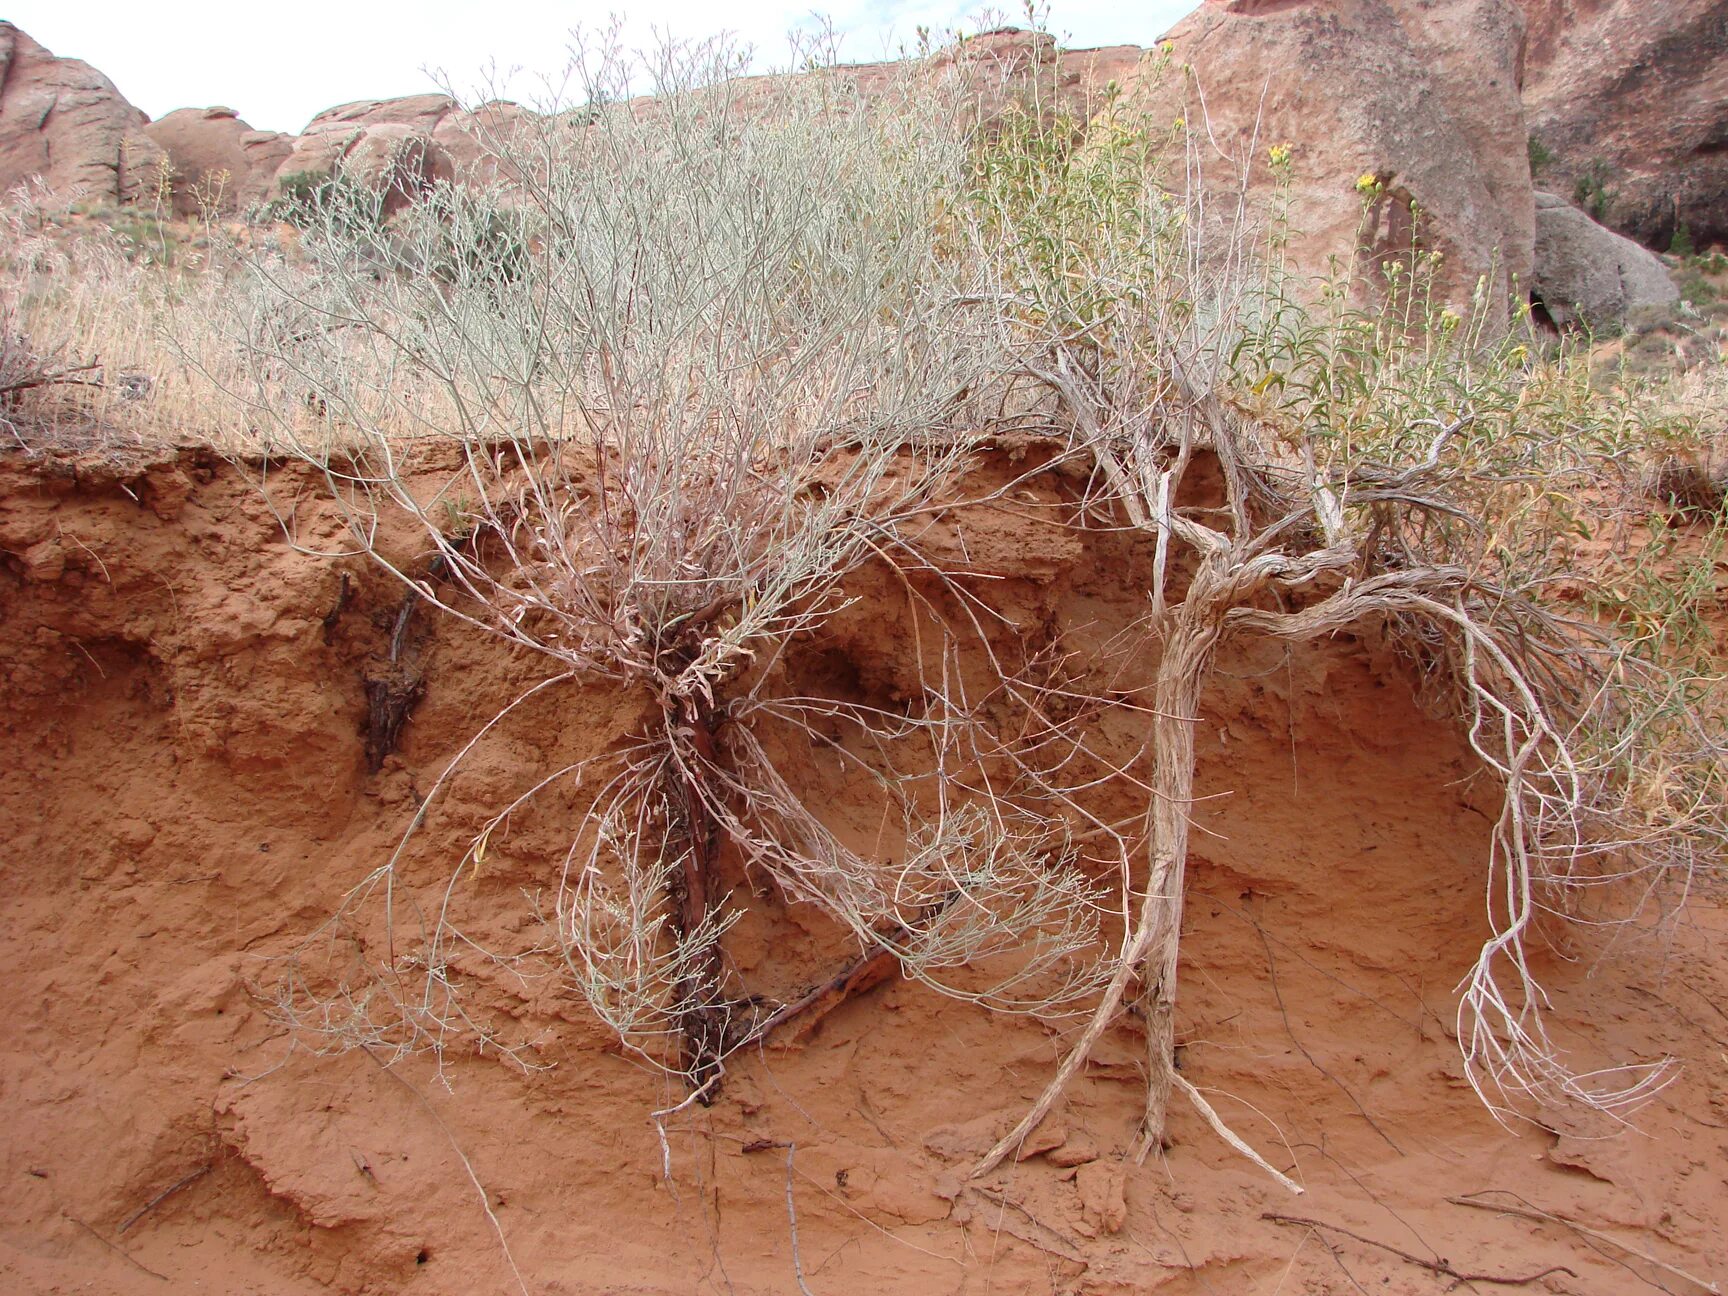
(2, 446), (1725, 1294)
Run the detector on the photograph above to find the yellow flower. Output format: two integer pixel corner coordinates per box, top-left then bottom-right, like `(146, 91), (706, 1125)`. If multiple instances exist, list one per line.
(1172, 116), (1186, 131)
(1439, 307), (1461, 329)
(1355, 172), (1381, 196)
(1267, 143), (1292, 167)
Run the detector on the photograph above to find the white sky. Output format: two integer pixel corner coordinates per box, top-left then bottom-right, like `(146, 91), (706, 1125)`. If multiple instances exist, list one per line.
(8, 1), (1199, 135)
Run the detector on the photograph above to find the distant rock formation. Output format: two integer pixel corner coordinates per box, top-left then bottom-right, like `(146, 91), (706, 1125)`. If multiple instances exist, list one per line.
(271, 95), (458, 215)
(1520, 0), (1728, 252)
(863, 28), (1143, 128)
(144, 107), (292, 215)
(0, 8), (1704, 321)
(0, 21), (166, 204)
(1120, 0), (1536, 312)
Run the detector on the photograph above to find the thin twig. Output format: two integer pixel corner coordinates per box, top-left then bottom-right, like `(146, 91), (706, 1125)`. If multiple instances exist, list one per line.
(362, 1049), (530, 1296)
(785, 1143), (818, 1296)
(1448, 1192), (1720, 1294)
(65, 1215), (169, 1282)
(1262, 1212), (1577, 1286)
(1244, 906), (1403, 1155)
(118, 1164), (212, 1233)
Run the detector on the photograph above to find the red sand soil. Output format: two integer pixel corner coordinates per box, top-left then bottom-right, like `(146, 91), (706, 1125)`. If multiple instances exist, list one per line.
(2, 445), (1725, 1294)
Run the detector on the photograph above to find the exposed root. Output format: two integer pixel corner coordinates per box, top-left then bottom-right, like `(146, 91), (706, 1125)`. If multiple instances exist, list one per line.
(1263, 1212), (1577, 1286)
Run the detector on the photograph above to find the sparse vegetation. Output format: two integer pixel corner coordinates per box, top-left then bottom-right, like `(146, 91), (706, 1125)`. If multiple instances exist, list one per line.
(1527, 133), (1553, 176)
(1572, 157), (1618, 224)
(266, 169), (386, 234)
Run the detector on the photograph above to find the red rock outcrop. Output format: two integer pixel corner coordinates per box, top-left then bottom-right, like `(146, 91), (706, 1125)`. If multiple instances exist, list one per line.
(143, 107), (292, 216)
(1120, 0), (1535, 313)
(270, 96), (459, 214)
(923, 28), (1144, 126)
(0, 21), (167, 205)
(1520, 0), (1728, 251)
(430, 99), (538, 182)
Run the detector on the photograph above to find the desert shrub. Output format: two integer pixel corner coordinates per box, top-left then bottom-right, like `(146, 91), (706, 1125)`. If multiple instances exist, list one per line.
(1572, 157), (1617, 223)
(0, 290), (108, 443)
(266, 169), (386, 235)
(218, 21), (1728, 1194)
(229, 35), (1112, 1092)
(1527, 133), (1554, 175)
(961, 94), (1728, 1177)
(396, 187), (529, 290)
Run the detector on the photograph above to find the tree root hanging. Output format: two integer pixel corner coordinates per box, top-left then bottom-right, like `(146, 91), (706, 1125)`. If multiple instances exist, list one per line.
(668, 707), (730, 1099)
(361, 558), (447, 773)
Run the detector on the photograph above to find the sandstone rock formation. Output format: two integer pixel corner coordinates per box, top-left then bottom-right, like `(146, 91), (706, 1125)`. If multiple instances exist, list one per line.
(0, 21), (167, 204)
(1531, 191), (1681, 329)
(143, 107), (293, 216)
(924, 28), (1144, 127)
(716, 29), (1142, 138)
(1119, 0), (1535, 312)
(1521, 0), (1728, 252)
(272, 95), (459, 214)
(431, 99), (538, 181)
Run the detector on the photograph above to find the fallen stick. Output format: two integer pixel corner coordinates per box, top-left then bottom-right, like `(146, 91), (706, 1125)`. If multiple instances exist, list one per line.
(734, 941), (901, 1049)
(118, 1164), (212, 1233)
(1261, 1212), (1577, 1286)
(65, 1215), (169, 1282)
(1447, 1192), (1720, 1294)
(731, 897), (957, 1052)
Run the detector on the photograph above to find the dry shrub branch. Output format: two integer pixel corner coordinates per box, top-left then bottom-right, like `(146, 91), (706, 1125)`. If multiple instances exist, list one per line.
(966, 99), (1728, 1175)
(228, 36), (1114, 1095)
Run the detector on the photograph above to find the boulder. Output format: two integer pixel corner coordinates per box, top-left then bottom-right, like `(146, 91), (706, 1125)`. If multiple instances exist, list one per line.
(0, 21), (167, 204)
(1531, 191), (1680, 330)
(1520, 0), (1728, 252)
(143, 107), (293, 215)
(1115, 0), (1536, 315)
(273, 96), (459, 214)
(432, 100), (539, 185)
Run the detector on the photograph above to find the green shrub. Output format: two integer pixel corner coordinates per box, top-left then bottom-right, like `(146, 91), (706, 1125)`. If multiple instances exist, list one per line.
(265, 170), (385, 236)
(1572, 158), (1617, 222)
(1527, 133), (1554, 175)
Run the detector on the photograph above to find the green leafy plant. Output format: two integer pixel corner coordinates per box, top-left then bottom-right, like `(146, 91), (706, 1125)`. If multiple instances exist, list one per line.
(1527, 133), (1554, 175)
(1572, 157), (1618, 223)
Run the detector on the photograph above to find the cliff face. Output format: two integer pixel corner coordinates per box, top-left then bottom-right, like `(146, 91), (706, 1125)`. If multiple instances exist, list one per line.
(3, 445), (1725, 1293)
(1520, 0), (1728, 251)
(1123, 0), (1537, 312)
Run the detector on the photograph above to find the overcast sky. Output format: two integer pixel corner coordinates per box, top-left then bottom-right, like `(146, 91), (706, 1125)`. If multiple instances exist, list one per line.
(8, 2), (1199, 135)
